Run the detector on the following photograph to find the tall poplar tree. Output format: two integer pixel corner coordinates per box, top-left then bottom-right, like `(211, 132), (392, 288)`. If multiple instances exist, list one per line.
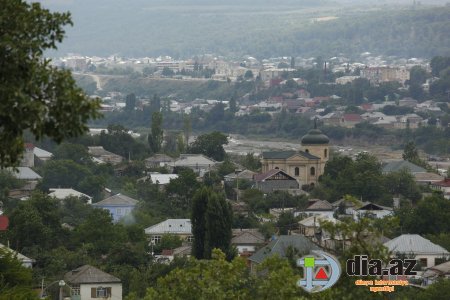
(191, 187), (233, 259)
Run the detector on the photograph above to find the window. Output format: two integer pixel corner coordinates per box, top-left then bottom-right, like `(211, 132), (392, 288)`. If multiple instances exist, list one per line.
(116, 208), (122, 215)
(91, 287), (111, 298)
(152, 235), (162, 244)
(72, 285), (80, 296)
(305, 149), (309, 153)
(275, 167), (279, 169)
(324, 149), (328, 158)
(419, 258), (428, 269)
(187, 235), (194, 243)
(294, 167), (300, 176)
(310, 167), (315, 176)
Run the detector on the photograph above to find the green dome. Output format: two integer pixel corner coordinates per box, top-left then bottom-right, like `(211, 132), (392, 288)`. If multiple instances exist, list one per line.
(301, 129), (329, 145)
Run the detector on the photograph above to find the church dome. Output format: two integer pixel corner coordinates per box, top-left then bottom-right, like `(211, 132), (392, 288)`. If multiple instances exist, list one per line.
(301, 128), (329, 145)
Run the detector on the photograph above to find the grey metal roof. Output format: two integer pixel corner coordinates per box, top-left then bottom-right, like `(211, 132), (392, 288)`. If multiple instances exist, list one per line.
(306, 200), (334, 211)
(384, 234), (449, 255)
(231, 230), (265, 245)
(9, 167), (42, 180)
(64, 265), (121, 284)
(93, 194), (138, 207)
(0, 243), (34, 264)
(249, 235), (320, 264)
(173, 154), (217, 167)
(145, 219), (192, 235)
(33, 147), (53, 158)
(262, 151), (319, 160)
(382, 160), (426, 174)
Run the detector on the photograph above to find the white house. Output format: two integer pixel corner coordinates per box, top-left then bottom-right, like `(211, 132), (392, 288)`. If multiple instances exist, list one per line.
(231, 229), (265, 255)
(384, 234), (450, 270)
(64, 265), (122, 300)
(49, 188), (93, 204)
(300, 200), (335, 218)
(0, 243), (34, 268)
(171, 154), (218, 176)
(353, 202), (393, 220)
(145, 219), (193, 244)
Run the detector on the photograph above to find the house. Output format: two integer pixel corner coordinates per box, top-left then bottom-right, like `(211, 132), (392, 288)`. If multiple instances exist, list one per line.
(88, 146), (124, 165)
(301, 199), (335, 218)
(7, 167), (42, 198)
(353, 202), (393, 219)
(431, 178), (450, 199)
(231, 229), (265, 255)
(261, 125), (329, 187)
(413, 172), (444, 185)
(64, 265), (122, 300)
(384, 234), (450, 270)
(172, 154), (218, 176)
(145, 219), (193, 244)
(138, 173), (178, 186)
(335, 76), (360, 85)
(92, 194), (138, 222)
(0, 243), (34, 268)
(331, 198), (363, 216)
(320, 112), (343, 127)
(422, 261), (450, 286)
(253, 169), (299, 193)
(297, 215), (347, 251)
(144, 154), (175, 168)
(49, 188), (93, 204)
(33, 146), (53, 162)
(20, 143), (35, 167)
(382, 160), (426, 174)
(341, 114), (362, 128)
(248, 235), (320, 272)
(224, 169), (256, 183)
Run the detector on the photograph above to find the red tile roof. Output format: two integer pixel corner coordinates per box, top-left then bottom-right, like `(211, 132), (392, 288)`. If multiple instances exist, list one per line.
(343, 114), (362, 122)
(434, 178), (450, 187)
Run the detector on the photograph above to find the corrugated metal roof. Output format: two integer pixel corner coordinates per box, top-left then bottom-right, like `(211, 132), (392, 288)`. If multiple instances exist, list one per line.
(9, 167), (41, 180)
(93, 194), (138, 207)
(145, 219), (192, 235)
(64, 265), (121, 284)
(384, 234), (449, 255)
(33, 147), (53, 158)
(249, 235), (320, 264)
(173, 154), (217, 167)
(306, 200), (334, 211)
(382, 160), (426, 174)
(49, 188), (92, 201)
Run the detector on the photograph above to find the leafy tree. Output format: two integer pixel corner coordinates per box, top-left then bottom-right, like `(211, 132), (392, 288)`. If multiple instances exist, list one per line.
(409, 66), (428, 85)
(430, 56), (450, 77)
(244, 70), (254, 79)
(166, 168), (200, 212)
(191, 187), (233, 259)
(162, 67), (175, 77)
(7, 193), (63, 250)
(0, 248), (37, 299)
(188, 131), (228, 161)
(148, 112), (163, 153)
(153, 234), (183, 254)
(0, 1), (100, 168)
(402, 141), (428, 168)
(53, 142), (90, 164)
(277, 212), (297, 235)
(125, 93), (137, 111)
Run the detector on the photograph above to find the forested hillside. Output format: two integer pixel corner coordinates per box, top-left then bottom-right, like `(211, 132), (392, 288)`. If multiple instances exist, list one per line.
(42, 0), (450, 58)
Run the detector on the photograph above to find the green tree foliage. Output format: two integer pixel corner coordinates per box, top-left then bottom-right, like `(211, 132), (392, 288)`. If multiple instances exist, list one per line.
(430, 56), (450, 77)
(0, 1), (100, 167)
(166, 168), (200, 213)
(7, 193), (63, 250)
(38, 159), (104, 199)
(191, 187), (233, 259)
(397, 194), (450, 235)
(409, 66), (428, 85)
(188, 131), (228, 161)
(148, 112), (164, 153)
(53, 142), (90, 164)
(402, 141), (428, 169)
(0, 248), (37, 299)
(125, 93), (137, 111)
(384, 169), (422, 202)
(318, 153), (390, 203)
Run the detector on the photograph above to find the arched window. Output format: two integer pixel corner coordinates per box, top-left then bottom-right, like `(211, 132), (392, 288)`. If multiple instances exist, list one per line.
(295, 167), (300, 176)
(305, 149), (309, 153)
(310, 167), (315, 176)
(324, 149), (328, 158)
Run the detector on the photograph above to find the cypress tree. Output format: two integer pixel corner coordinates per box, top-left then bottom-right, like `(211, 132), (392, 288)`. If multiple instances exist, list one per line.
(191, 187), (233, 259)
